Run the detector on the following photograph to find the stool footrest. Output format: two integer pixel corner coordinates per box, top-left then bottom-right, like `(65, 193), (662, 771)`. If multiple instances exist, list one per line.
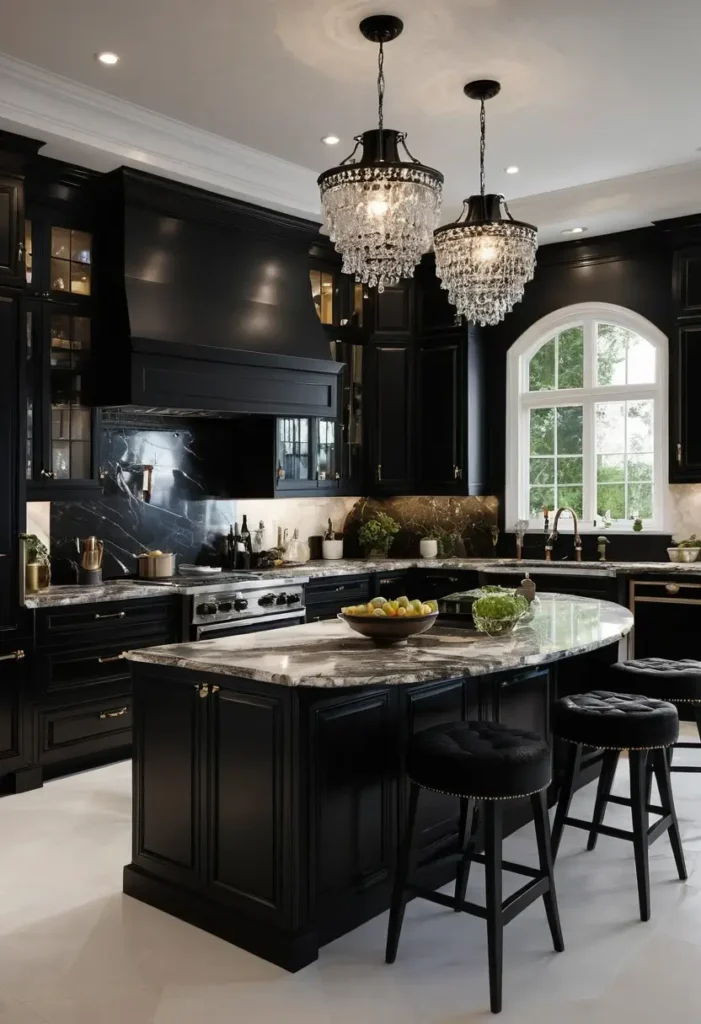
(562, 813), (672, 846)
(607, 794), (665, 815)
(674, 741), (701, 750)
(406, 872), (550, 927)
(465, 852), (542, 880)
(670, 765), (701, 772)
(406, 884), (487, 920)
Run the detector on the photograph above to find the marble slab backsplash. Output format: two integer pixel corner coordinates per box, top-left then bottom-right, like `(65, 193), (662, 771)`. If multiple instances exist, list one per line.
(342, 496), (499, 559)
(669, 484), (701, 540)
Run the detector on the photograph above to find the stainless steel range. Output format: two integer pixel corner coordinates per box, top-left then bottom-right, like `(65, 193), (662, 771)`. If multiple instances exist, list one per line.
(142, 573), (307, 641)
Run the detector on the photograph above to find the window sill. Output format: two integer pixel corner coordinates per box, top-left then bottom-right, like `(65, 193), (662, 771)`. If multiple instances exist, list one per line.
(521, 527), (670, 536)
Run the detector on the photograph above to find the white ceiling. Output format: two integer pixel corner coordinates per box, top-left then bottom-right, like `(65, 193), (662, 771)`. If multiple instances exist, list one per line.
(2, 0), (701, 242)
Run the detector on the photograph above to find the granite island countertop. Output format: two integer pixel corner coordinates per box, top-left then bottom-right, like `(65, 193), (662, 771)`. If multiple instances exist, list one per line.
(125, 593), (633, 688)
(24, 556), (701, 608)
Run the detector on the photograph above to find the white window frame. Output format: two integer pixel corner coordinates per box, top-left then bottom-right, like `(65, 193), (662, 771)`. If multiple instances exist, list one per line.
(505, 302), (669, 534)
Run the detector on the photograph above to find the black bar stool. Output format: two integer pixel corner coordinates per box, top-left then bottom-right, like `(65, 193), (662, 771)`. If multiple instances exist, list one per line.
(551, 690), (686, 921)
(385, 721), (564, 1015)
(610, 658), (701, 774)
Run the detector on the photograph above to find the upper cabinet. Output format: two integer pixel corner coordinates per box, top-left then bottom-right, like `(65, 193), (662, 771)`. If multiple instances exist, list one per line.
(23, 201), (99, 499)
(0, 176), (25, 287)
(673, 247), (701, 319)
(670, 240), (701, 482)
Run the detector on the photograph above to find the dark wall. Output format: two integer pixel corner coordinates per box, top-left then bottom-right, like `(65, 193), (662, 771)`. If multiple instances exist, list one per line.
(483, 227), (673, 521)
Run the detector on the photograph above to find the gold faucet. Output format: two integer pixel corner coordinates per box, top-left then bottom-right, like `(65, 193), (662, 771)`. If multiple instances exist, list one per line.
(545, 507), (582, 562)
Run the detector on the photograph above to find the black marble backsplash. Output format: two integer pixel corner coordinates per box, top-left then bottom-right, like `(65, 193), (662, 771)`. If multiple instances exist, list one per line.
(51, 416), (237, 581)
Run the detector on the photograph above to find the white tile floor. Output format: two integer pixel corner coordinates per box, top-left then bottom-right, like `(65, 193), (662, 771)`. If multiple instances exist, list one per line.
(0, 728), (699, 1022)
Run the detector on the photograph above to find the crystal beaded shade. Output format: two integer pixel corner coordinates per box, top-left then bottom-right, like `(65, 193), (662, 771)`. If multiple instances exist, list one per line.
(434, 81), (537, 326)
(318, 16), (443, 293)
(434, 205), (537, 326)
(319, 144), (443, 292)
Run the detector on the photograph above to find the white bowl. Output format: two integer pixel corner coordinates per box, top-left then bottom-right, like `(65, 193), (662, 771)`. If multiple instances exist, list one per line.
(667, 547), (700, 563)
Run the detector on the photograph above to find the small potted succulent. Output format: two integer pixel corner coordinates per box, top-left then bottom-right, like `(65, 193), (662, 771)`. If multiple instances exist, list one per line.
(417, 527), (439, 559)
(668, 534), (701, 563)
(472, 592), (529, 638)
(358, 511), (400, 559)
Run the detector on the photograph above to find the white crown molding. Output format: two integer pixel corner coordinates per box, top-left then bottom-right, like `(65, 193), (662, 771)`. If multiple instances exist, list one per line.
(0, 53), (321, 219)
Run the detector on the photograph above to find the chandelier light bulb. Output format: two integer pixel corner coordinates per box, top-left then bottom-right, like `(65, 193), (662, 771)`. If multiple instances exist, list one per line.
(318, 15), (443, 292)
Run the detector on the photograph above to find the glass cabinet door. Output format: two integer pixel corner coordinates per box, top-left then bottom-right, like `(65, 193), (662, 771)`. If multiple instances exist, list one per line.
(48, 311), (92, 479)
(309, 268), (335, 324)
(50, 226), (92, 297)
(316, 419), (340, 481)
(328, 339), (364, 482)
(277, 418), (311, 482)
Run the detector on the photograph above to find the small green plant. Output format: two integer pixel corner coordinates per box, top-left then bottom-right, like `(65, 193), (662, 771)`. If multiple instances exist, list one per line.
(677, 534), (701, 548)
(358, 512), (400, 556)
(473, 593), (528, 620)
(21, 533), (50, 565)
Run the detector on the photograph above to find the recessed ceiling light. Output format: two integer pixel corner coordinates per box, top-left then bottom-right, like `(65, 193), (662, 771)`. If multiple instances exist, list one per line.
(321, 135), (340, 146)
(561, 226), (587, 235)
(96, 51), (120, 66)
(505, 165), (519, 174)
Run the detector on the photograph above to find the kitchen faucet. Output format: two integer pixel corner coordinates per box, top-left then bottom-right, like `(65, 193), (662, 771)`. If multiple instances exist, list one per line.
(545, 507), (582, 562)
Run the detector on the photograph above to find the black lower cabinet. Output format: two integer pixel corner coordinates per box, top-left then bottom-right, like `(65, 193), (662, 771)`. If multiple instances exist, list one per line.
(305, 574), (372, 622)
(124, 659), (565, 971)
(0, 639), (33, 792)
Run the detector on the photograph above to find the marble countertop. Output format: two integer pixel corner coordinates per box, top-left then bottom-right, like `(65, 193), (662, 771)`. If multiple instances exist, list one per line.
(126, 593), (633, 688)
(25, 556), (701, 608)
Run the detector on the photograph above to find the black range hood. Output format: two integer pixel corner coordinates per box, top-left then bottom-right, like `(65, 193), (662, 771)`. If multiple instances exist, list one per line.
(94, 168), (340, 418)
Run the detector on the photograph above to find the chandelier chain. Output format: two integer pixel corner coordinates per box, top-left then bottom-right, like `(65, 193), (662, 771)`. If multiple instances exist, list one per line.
(377, 41), (385, 135)
(480, 98), (486, 197)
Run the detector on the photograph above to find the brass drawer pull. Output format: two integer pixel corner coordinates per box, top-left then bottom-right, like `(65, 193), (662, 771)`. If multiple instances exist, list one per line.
(211, 685), (220, 694)
(94, 611), (126, 621)
(97, 652), (126, 664)
(196, 683), (210, 698)
(665, 583), (681, 595)
(335, 585), (347, 591)
(0, 649), (25, 662)
(99, 706), (129, 719)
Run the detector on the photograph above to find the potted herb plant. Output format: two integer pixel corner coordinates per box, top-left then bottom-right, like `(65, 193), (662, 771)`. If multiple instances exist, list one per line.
(358, 511), (400, 559)
(472, 592), (528, 637)
(668, 534), (701, 563)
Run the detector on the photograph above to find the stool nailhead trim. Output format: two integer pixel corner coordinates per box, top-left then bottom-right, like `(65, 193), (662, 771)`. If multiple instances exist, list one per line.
(408, 778), (551, 801)
(557, 735), (674, 752)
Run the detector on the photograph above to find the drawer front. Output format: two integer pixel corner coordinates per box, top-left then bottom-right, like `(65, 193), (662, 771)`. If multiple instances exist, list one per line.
(373, 572), (409, 600)
(40, 696), (132, 758)
(630, 579), (701, 603)
(35, 630), (175, 699)
(414, 570), (479, 599)
(305, 577), (372, 608)
(37, 598), (177, 647)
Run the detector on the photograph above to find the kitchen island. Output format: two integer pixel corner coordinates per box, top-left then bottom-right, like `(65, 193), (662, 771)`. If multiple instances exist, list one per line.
(124, 594), (633, 971)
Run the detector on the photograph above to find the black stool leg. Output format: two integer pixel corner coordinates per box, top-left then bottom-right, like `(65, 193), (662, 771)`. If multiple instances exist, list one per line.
(652, 748), (687, 881)
(629, 750), (651, 922)
(530, 788), (565, 953)
(385, 782), (420, 963)
(551, 742), (583, 859)
(484, 800), (503, 1015)
(588, 750), (619, 851)
(454, 798), (478, 909)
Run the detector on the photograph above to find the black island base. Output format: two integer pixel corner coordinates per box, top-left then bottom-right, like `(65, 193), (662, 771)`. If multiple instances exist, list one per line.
(123, 596), (633, 971)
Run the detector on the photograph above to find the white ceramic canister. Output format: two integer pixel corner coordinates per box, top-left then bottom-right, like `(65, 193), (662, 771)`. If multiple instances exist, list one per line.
(322, 538), (344, 560)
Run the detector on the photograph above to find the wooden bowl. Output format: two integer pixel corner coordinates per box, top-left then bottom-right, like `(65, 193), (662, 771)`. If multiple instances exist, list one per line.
(338, 611), (439, 647)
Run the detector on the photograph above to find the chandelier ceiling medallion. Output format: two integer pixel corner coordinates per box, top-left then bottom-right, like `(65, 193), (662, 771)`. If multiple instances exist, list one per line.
(433, 80), (538, 326)
(318, 15), (444, 293)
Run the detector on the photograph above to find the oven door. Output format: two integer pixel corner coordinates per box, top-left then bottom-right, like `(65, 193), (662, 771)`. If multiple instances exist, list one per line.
(194, 610), (306, 642)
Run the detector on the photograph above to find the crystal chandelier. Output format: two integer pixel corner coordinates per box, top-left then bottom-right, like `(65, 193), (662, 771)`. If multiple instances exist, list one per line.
(318, 15), (443, 293)
(434, 80), (537, 326)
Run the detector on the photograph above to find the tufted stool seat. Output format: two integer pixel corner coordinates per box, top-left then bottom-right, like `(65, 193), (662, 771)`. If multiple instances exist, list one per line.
(609, 659), (701, 776)
(552, 690), (679, 750)
(407, 720), (552, 800)
(551, 690), (686, 923)
(386, 721), (563, 1014)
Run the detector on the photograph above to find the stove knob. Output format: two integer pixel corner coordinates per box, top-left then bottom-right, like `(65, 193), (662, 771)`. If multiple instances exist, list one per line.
(196, 603), (217, 616)
(275, 593), (288, 605)
(218, 602), (232, 613)
(258, 595), (275, 606)
(234, 599), (248, 611)
(286, 593), (300, 604)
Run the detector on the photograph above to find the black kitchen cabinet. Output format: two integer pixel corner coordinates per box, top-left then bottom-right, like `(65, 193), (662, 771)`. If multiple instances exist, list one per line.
(373, 282), (413, 335)
(628, 577), (701, 661)
(673, 247), (701, 319)
(0, 176), (25, 287)
(368, 341), (414, 493)
(0, 639), (30, 787)
(305, 574), (372, 622)
(670, 324), (701, 482)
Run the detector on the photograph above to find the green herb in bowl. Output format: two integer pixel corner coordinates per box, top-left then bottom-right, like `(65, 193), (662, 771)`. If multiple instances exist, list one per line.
(472, 593), (528, 637)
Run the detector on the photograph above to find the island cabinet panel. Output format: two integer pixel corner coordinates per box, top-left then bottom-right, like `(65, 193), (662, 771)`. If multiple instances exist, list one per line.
(310, 690), (395, 906)
(206, 689), (284, 915)
(134, 676), (201, 888)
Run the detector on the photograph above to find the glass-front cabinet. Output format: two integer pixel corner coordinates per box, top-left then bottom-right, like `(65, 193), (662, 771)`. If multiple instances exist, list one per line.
(23, 206), (98, 498)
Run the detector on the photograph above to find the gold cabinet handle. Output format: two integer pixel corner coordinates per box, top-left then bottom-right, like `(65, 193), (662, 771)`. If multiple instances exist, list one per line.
(17, 241), (24, 263)
(665, 583), (681, 595)
(94, 611), (125, 621)
(211, 685), (220, 694)
(99, 706), (129, 719)
(97, 652), (126, 664)
(196, 683), (209, 699)
(376, 464), (382, 483)
(0, 649), (25, 662)
(677, 442), (683, 465)
(453, 465), (462, 480)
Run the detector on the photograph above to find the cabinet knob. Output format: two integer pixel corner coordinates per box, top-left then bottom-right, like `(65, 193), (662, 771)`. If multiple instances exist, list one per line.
(196, 683), (210, 699)
(17, 241), (24, 264)
(453, 465), (462, 480)
(376, 464), (382, 483)
(211, 685), (220, 694)
(677, 442), (683, 466)
(665, 583), (681, 595)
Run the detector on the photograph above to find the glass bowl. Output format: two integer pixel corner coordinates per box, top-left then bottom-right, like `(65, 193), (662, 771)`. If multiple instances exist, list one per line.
(472, 612), (523, 638)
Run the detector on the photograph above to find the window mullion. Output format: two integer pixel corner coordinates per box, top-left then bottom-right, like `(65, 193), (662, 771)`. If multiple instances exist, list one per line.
(584, 320), (596, 390)
(583, 396), (596, 525)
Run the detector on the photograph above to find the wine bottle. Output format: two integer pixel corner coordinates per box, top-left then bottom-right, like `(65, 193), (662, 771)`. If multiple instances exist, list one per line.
(241, 515), (252, 554)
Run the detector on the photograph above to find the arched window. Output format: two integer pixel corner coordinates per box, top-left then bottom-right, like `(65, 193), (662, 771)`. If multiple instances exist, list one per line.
(505, 303), (668, 532)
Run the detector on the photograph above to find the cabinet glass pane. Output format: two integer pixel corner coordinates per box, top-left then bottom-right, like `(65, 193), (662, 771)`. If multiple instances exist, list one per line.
(26, 311), (34, 479)
(353, 283), (364, 328)
(25, 219), (32, 285)
(277, 418), (310, 480)
(329, 339), (363, 480)
(309, 269), (334, 324)
(50, 227), (92, 296)
(317, 420), (338, 481)
(310, 270), (321, 319)
(48, 312), (92, 480)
